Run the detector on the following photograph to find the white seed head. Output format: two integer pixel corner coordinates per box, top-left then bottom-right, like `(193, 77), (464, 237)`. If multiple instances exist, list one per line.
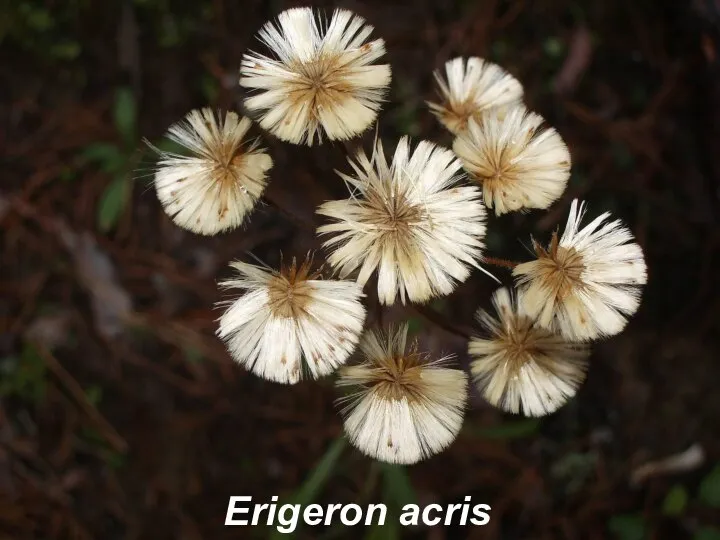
(453, 104), (571, 216)
(216, 257), (366, 384)
(469, 287), (589, 417)
(153, 108), (272, 236)
(336, 324), (468, 464)
(240, 7), (391, 145)
(513, 199), (648, 341)
(427, 56), (524, 136)
(317, 136), (487, 305)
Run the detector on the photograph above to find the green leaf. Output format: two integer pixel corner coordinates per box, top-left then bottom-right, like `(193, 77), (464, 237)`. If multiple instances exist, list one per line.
(97, 176), (129, 233)
(464, 418), (541, 440)
(543, 36), (565, 58)
(152, 137), (186, 155)
(105, 450), (127, 470)
(158, 15), (181, 48)
(269, 436), (346, 540)
(291, 436), (346, 506)
(699, 464), (720, 508)
(695, 527), (720, 540)
(182, 348), (204, 364)
(59, 167), (78, 183)
(364, 520), (400, 540)
(381, 463), (417, 507)
(662, 484), (688, 516)
(81, 143), (125, 173)
(406, 317), (423, 335)
(199, 73), (219, 103)
(22, 5), (54, 31)
(608, 514), (646, 540)
(50, 40), (81, 60)
(85, 385), (103, 407)
(113, 87), (137, 147)
(0, 344), (47, 404)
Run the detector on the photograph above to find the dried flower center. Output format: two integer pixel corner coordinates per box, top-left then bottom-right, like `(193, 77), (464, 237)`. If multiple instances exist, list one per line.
(203, 151), (248, 219)
(553, 246), (584, 283)
(214, 153), (245, 183)
(371, 354), (427, 401)
(284, 56), (355, 110)
(475, 159), (514, 189)
(497, 316), (542, 374)
(535, 233), (586, 299)
(365, 184), (426, 235)
(444, 100), (476, 132)
(200, 118), (249, 194)
(469, 126), (540, 191)
(266, 259), (319, 318)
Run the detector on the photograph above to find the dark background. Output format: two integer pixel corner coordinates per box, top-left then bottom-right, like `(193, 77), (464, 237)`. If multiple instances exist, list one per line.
(2, 0), (720, 538)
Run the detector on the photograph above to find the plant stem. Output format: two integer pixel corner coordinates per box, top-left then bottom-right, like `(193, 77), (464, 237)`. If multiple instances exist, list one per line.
(483, 256), (521, 269)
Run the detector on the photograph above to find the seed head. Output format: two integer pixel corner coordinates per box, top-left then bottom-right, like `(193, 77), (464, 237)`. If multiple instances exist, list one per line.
(469, 287), (589, 417)
(317, 136), (487, 305)
(240, 7), (391, 145)
(336, 325), (468, 464)
(217, 256), (366, 383)
(513, 199), (648, 340)
(153, 108), (272, 235)
(453, 104), (571, 215)
(428, 56), (524, 136)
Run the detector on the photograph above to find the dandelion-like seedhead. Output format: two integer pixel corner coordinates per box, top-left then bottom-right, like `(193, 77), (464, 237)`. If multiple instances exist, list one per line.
(317, 136), (487, 305)
(513, 200), (648, 341)
(216, 257), (366, 384)
(469, 287), (589, 417)
(453, 104), (571, 216)
(428, 56), (524, 136)
(336, 325), (468, 464)
(153, 108), (272, 236)
(240, 7), (391, 145)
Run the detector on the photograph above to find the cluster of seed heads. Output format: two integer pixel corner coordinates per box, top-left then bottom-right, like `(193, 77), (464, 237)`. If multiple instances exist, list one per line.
(149, 7), (647, 464)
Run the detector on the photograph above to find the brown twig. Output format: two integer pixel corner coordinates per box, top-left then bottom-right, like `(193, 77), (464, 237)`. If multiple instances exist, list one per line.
(482, 256), (521, 270)
(412, 305), (471, 340)
(36, 347), (128, 453)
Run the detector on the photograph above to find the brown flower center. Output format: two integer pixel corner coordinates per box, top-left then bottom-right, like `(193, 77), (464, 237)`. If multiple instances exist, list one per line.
(534, 232), (585, 299)
(371, 352), (427, 401)
(266, 258), (320, 318)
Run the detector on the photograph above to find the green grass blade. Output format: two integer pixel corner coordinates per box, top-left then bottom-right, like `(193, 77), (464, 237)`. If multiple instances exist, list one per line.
(269, 436), (346, 540)
(291, 436), (346, 506)
(381, 463), (416, 507)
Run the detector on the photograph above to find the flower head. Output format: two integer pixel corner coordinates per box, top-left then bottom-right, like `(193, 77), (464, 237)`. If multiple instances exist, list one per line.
(317, 136), (487, 305)
(513, 200), (648, 341)
(469, 287), (589, 417)
(216, 256), (366, 384)
(453, 104), (571, 215)
(153, 108), (272, 236)
(240, 7), (391, 145)
(336, 325), (468, 464)
(428, 56), (523, 136)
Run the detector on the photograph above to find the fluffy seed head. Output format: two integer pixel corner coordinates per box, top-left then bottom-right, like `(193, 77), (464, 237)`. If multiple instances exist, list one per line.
(240, 7), (391, 145)
(153, 108), (272, 236)
(216, 256), (366, 383)
(469, 287), (589, 417)
(427, 56), (524, 136)
(513, 199), (648, 341)
(336, 324), (468, 464)
(453, 104), (571, 216)
(317, 136), (487, 305)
